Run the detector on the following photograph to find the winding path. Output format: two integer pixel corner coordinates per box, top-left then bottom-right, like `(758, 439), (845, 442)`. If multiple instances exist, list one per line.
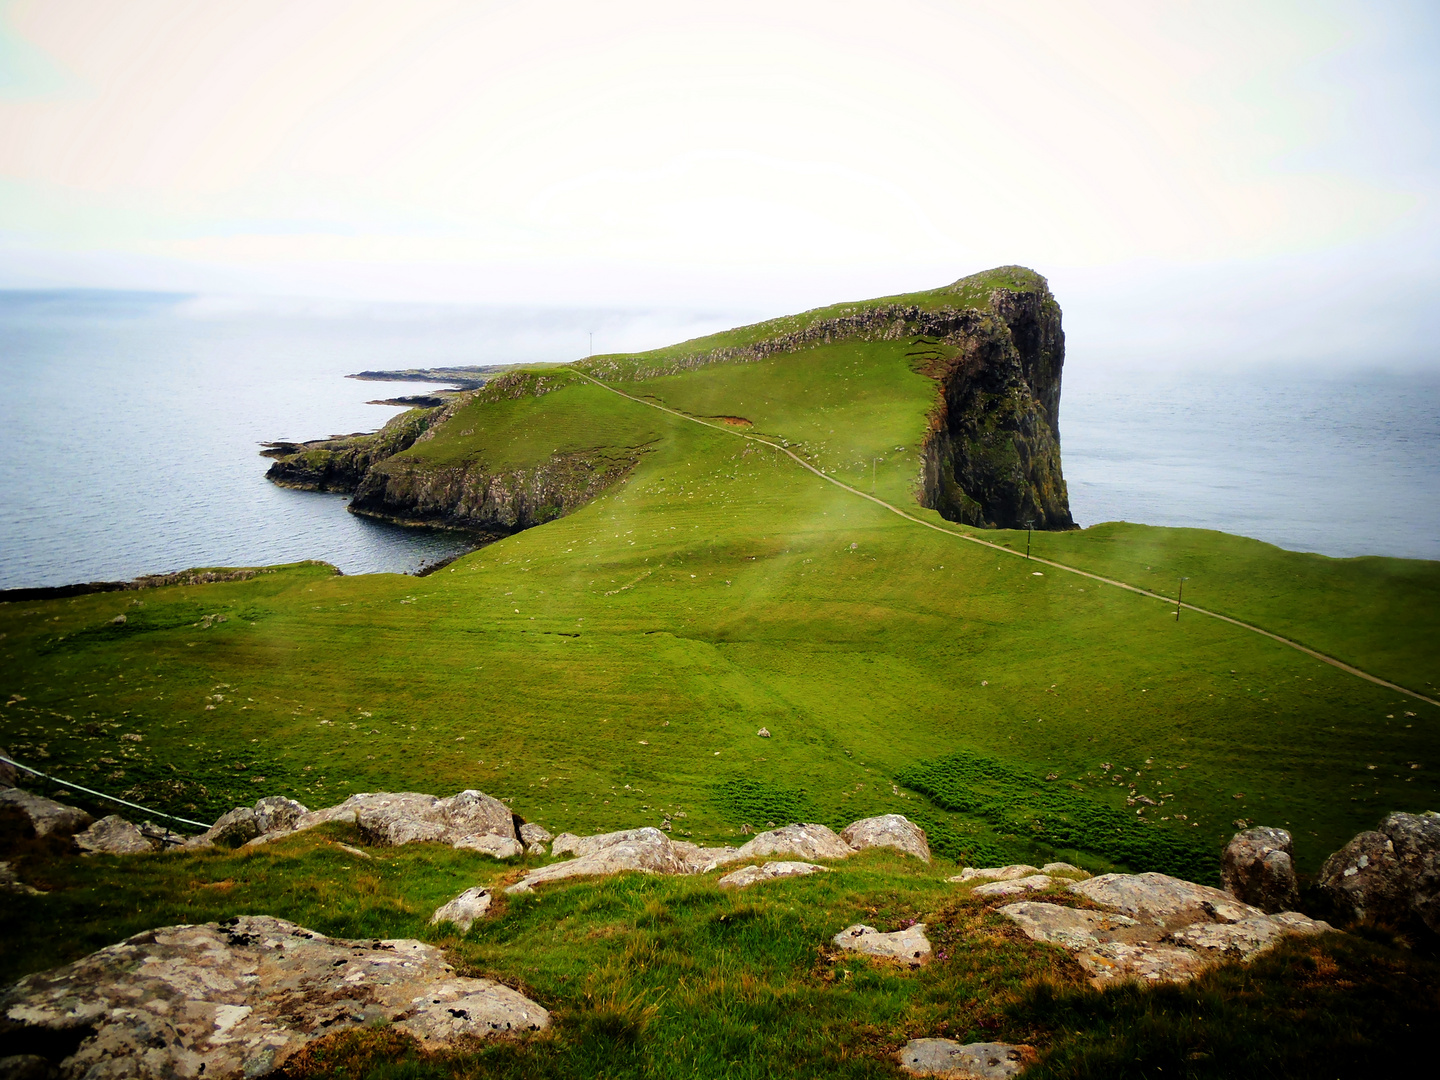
(576, 370), (1439, 710)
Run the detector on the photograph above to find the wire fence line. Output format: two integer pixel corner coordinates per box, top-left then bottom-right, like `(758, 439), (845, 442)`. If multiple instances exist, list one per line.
(1, 754), (214, 830)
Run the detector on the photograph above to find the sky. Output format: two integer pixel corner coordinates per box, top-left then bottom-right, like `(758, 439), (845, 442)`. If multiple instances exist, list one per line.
(0, 0), (1437, 368)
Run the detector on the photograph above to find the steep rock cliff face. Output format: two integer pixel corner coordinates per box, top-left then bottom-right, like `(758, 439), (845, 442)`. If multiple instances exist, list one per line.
(264, 371), (646, 537)
(918, 274), (1074, 530)
(347, 449), (640, 532)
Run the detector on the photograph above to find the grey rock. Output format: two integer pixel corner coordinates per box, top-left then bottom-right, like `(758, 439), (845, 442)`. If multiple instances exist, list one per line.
(0, 915), (547, 1080)
(74, 815), (154, 855)
(430, 887), (493, 932)
(972, 874), (1053, 898)
(717, 862), (829, 889)
(896, 1039), (1036, 1078)
(0, 788), (91, 837)
(1068, 872), (1264, 927)
(509, 827), (688, 892)
(355, 790), (518, 849)
(999, 902), (1140, 948)
(252, 796), (308, 835)
(518, 822), (552, 845)
(1001, 881), (1336, 989)
(1169, 912), (1331, 959)
(527, 843), (547, 856)
(193, 806), (260, 848)
(1222, 826), (1299, 912)
(1075, 940), (1209, 986)
(673, 840), (743, 873)
(453, 834), (522, 859)
(1318, 811), (1440, 934)
(1040, 862), (1088, 878)
(841, 814), (931, 862)
(832, 923), (932, 966)
(733, 823), (853, 863)
(0, 752), (16, 788)
(948, 864), (1040, 884)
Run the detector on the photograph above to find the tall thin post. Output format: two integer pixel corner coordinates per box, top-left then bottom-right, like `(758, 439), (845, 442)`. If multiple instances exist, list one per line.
(1176, 577), (1188, 621)
(1024, 520), (1034, 560)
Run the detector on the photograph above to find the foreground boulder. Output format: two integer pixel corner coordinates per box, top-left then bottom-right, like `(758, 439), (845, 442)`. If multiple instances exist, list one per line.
(999, 872), (1333, 988)
(897, 1039), (1036, 1078)
(840, 814), (931, 862)
(0, 788), (92, 837)
(1317, 811), (1440, 934)
(0, 915), (548, 1079)
(431, 887), (493, 932)
(832, 923), (932, 967)
(1222, 826), (1299, 912)
(732, 823), (853, 863)
(74, 815), (154, 855)
(511, 828), (692, 892)
(718, 862), (829, 889)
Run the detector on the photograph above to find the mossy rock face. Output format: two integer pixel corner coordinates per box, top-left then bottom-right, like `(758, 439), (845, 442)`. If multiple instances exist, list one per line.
(918, 277), (1074, 531)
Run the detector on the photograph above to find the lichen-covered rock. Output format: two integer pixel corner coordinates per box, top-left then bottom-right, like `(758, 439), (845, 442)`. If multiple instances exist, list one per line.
(717, 862), (828, 889)
(998, 901), (1139, 949)
(0, 915), (547, 1080)
(454, 834), (523, 859)
(74, 815), (154, 855)
(354, 790), (518, 849)
(948, 864), (1040, 884)
(972, 874), (1053, 898)
(841, 814), (931, 862)
(1001, 886), (1333, 989)
(896, 1038), (1036, 1078)
(1169, 912), (1332, 960)
(519, 822), (553, 846)
(252, 796), (309, 836)
(1318, 811), (1440, 934)
(192, 805), (260, 848)
(0, 788), (92, 836)
(1068, 872), (1264, 927)
(1041, 862), (1088, 878)
(832, 923), (931, 966)
(733, 823), (853, 863)
(509, 827), (689, 892)
(1222, 826), (1299, 912)
(430, 887), (492, 932)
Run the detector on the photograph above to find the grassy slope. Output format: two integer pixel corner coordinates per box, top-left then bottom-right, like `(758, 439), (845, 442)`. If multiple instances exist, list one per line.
(2, 327), (1435, 883)
(3, 278), (1439, 1074)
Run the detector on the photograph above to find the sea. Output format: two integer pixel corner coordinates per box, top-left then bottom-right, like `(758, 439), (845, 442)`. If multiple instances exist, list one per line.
(1, 290), (1437, 591)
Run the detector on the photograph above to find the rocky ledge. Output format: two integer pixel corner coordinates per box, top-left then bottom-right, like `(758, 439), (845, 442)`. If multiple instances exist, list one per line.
(0, 916), (547, 1080)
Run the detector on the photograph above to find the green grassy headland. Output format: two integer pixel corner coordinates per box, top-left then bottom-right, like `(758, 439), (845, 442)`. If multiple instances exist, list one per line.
(1, 268), (1437, 1074)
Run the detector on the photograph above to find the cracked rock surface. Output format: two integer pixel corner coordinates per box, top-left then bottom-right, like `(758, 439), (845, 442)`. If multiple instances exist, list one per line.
(840, 815), (931, 862)
(998, 872), (1333, 987)
(0, 915), (548, 1080)
(1317, 811), (1440, 935)
(717, 862), (828, 889)
(430, 887), (493, 932)
(832, 923), (932, 967)
(896, 1039), (1036, 1078)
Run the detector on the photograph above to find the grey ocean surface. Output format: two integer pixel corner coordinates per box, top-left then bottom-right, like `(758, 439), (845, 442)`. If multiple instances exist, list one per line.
(1, 290), (1436, 591)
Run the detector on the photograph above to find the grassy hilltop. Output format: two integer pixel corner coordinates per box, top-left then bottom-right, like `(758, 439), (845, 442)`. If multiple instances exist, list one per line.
(1, 269), (1438, 1075)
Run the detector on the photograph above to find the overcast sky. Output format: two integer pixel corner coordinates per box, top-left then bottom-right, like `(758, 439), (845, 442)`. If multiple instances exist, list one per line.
(1, 1), (1436, 367)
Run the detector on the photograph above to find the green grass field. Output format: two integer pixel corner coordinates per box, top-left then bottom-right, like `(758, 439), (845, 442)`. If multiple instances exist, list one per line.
(1, 272), (1437, 1074)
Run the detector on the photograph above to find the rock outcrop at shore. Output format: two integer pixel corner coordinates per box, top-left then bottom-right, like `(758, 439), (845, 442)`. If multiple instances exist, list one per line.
(263, 406), (441, 492)
(0, 916), (548, 1080)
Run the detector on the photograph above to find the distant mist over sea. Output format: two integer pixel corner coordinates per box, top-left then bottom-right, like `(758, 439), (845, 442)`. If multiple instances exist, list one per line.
(1, 290), (1436, 591)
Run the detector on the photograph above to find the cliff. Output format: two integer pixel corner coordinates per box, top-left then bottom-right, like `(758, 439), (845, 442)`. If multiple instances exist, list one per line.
(916, 268), (1074, 530)
(263, 407), (441, 492)
(263, 370), (652, 536)
(582, 265), (1074, 530)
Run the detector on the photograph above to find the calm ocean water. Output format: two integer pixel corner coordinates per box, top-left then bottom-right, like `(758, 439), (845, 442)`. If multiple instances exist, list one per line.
(1, 290), (1436, 591)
